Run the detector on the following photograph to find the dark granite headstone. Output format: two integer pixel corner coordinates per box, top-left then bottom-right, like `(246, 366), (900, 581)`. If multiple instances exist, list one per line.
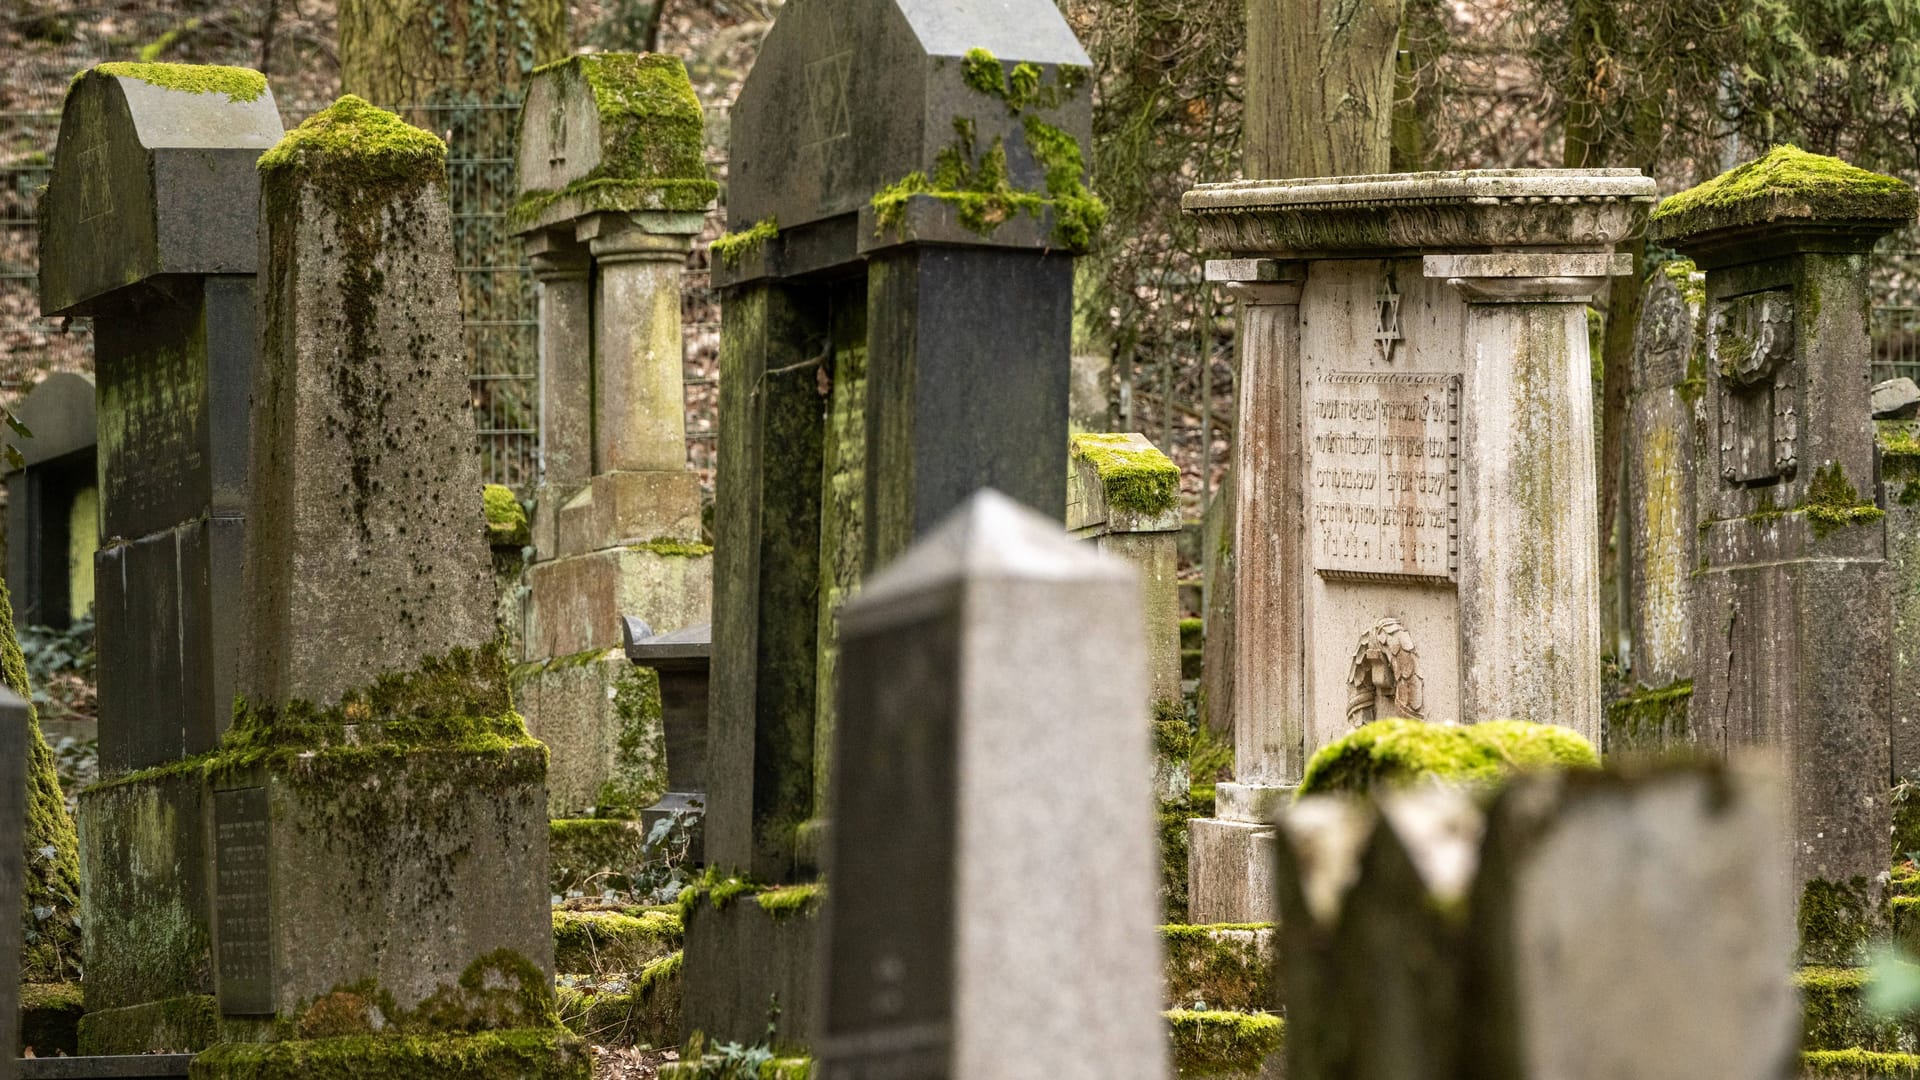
(818, 491), (1167, 1078)
(210, 786), (272, 1015)
(622, 616), (711, 861)
(1, 689), (27, 1080)
(40, 66), (281, 773)
(708, 0), (1096, 885)
(2, 372), (98, 633)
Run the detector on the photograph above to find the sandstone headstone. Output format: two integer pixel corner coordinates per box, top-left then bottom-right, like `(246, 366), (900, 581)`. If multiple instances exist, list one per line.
(184, 97), (576, 1075)
(1180, 169), (1655, 921)
(1653, 145), (1914, 962)
(708, 0), (1098, 885)
(818, 489), (1167, 1080)
(1875, 377), (1920, 420)
(1275, 765), (1797, 1080)
(512, 53), (717, 816)
(0, 690), (24, 1080)
(1, 373), (98, 642)
(1611, 261), (1705, 751)
(39, 63), (281, 774)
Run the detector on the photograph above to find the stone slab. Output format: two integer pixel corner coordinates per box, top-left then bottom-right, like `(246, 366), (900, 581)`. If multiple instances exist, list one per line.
(1876, 378), (1920, 419)
(526, 546), (713, 660)
(679, 891), (819, 1048)
(517, 652), (666, 818)
(552, 469), (703, 558)
(1187, 817), (1277, 925)
(74, 770), (213, 1013)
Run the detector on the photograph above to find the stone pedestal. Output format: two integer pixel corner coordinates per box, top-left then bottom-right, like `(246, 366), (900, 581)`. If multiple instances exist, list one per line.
(1653, 147), (1915, 962)
(512, 54), (718, 818)
(623, 617), (711, 861)
(708, 0), (1095, 887)
(1177, 170), (1655, 922)
(816, 491), (1168, 1079)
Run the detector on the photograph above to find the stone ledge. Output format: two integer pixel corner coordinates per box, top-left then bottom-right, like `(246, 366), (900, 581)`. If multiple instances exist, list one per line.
(553, 909), (681, 977)
(188, 1027), (591, 1079)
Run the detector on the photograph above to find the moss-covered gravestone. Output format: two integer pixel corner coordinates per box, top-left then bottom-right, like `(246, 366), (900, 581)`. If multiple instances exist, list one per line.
(708, 0), (1099, 891)
(1653, 146), (1916, 965)
(510, 53), (716, 818)
(1179, 168), (1655, 921)
(1, 686), (23, 1080)
(168, 98), (579, 1077)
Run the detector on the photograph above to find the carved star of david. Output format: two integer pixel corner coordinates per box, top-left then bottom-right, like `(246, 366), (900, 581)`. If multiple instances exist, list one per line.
(1374, 274), (1403, 364)
(804, 51), (853, 146)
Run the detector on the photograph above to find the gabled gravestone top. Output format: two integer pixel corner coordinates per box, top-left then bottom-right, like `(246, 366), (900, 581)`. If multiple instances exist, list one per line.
(2, 373), (98, 635)
(40, 63), (280, 317)
(822, 490), (1167, 1079)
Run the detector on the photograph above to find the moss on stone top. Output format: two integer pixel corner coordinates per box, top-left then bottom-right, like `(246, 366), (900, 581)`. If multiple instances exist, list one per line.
(1165, 1009), (1285, 1076)
(1803, 1048), (1920, 1076)
(1298, 718), (1598, 797)
(1657, 256), (1705, 307)
(513, 53), (717, 228)
(1881, 421), (1920, 459)
(2, 576), (81, 983)
(1652, 145), (1918, 243)
(1072, 433), (1180, 516)
(258, 95), (445, 180)
(711, 217), (778, 267)
(1805, 462), (1886, 538)
(485, 485), (531, 548)
(91, 62), (267, 102)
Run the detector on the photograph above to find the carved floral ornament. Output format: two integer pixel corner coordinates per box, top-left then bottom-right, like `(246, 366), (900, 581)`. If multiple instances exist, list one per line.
(1347, 617), (1425, 726)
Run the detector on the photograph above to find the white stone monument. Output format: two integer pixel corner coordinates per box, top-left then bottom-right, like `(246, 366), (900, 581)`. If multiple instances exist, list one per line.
(1180, 169), (1655, 921)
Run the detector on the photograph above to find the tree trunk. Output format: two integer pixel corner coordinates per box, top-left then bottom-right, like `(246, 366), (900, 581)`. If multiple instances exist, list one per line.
(1245, 0), (1406, 179)
(338, 0), (567, 107)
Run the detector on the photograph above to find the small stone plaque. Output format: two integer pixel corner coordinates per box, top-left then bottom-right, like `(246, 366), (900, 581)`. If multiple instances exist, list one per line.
(212, 786), (273, 1015)
(1310, 372), (1460, 582)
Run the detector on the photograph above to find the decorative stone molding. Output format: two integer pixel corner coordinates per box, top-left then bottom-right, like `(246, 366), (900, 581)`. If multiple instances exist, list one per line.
(1346, 617), (1424, 725)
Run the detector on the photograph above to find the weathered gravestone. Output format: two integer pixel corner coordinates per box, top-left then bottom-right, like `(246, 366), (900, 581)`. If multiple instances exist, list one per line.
(1, 373), (98, 642)
(814, 489), (1167, 1080)
(168, 97), (579, 1076)
(1653, 146), (1914, 963)
(707, 0), (1099, 891)
(1608, 261), (1705, 752)
(1, 690), (24, 1080)
(1178, 169), (1655, 921)
(621, 616), (711, 861)
(39, 63), (280, 775)
(1883, 419), (1920, 781)
(511, 54), (718, 817)
(36, 63), (280, 1053)
(1274, 765), (1798, 1080)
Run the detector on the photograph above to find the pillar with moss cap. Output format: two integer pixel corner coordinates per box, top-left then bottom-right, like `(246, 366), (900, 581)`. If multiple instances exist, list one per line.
(510, 53), (718, 819)
(1654, 145), (1915, 964)
(179, 97), (586, 1077)
(1179, 169), (1655, 921)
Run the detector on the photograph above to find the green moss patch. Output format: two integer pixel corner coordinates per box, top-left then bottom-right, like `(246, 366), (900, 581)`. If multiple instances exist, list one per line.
(712, 218), (778, 268)
(756, 883), (824, 921)
(3, 575), (81, 983)
(1803, 876), (1883, 966)
(1798, 966), (1910, 1052)
(1657, 256), (1706, 307)
(19, 981), (84, 1056)
(1161, 924), (1276, 1012)
(485, 485), (530, 548)
(1180, 617), (1205, 651)
(1603, 680), (1693, 754)
(556, 951), (682, 1048)
(1072, 433), (1180, 517)
(1806, 463), (1886, 538)
(1652, 145), (1918, 243)
(188, 1026), (589, 1079)
(629, 539), (714, 558)
(1881, 421), (1920, 460)
(1166, 1009), (1285, 1077)
(1298, 718), (1598, 797)
(258, 95), (445, 179)
(92, 61), (266, 102)
(1805, 1049), (1920, 1076)
(552, 909), (680, 975)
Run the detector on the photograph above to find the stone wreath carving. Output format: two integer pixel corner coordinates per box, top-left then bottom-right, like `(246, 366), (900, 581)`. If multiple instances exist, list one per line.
(1347, 617), (1425, 726)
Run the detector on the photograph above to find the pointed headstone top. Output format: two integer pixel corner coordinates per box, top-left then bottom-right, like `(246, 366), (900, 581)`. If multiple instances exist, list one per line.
(728, 0), (1095, 250)
(39, 63), (282, 317)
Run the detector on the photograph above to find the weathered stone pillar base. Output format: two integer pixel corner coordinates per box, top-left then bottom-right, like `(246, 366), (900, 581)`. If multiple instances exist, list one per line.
(517, 650), (667, 818)
(524, 548), (713, 662)
(1187, 816), (1279, 924)
(678, 881), (822, 1050)
(189, 1028), (590, 1078)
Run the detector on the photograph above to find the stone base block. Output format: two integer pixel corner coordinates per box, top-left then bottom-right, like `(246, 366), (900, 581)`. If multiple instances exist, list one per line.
(549, 818), (650, 895)
(77, 770), (215, 1014)
(19, 982), (84, 1056)
(1797, 966), (1915, 1053)
(525, 545), (712, 659)
(680, 885), (821, 1050)
(518, 653), (666, 818)
(76, 995), (270, 1056)
(1167, 1009), (1285, 1079)
(1188, 818), (1278, 925)
(555, 471), (703, 559)
(188, 1027), (591, 1079)
(1162, 926), (1277, 1012)
(552, 910), (680, 977)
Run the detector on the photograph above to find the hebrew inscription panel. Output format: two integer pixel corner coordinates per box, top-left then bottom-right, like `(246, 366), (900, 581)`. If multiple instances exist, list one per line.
(1310, 372), (1460, 583)
(213, 786), (274, 1015)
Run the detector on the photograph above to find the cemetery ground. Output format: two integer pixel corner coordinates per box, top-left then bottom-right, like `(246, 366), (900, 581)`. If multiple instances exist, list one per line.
(22, 0), (1920, 1078)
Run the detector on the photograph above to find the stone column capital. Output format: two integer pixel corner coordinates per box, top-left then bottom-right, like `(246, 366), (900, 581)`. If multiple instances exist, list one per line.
(578, 212), (702, 264)
(528, 247), (590, 282)
(1426, 252), (1631, 304)
(1207, 258), (1306, 306)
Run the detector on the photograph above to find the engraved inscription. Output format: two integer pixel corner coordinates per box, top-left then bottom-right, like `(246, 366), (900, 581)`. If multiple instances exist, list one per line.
(213, 787), (274, 1015)
(1310, 373), (1459, 582)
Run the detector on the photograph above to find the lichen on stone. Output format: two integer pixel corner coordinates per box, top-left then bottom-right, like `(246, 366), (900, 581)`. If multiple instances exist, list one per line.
(1879, 421), (1920, 460)
(1652, 145), (1919, 243)
(1804, 462), (1886, 538)
(1800, 876), (1881, 965)
(1297, 718), (1599, 797)
(485, 484), (531, 548)
(1604, 679), (1692, 749)
(629, 539), (714, 558)
(1, 576), (82, 983)
(90, 61), (267, 102)
(1072, 433), (1180, 516)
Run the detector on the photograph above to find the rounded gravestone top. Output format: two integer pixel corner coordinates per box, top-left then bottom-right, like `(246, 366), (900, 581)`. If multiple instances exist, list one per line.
(1650, 145), (1917, 256)
(258, 95), (446, 182)
(2, 371), (94, 474)
(1181, 169), (1658, 257)
(511, 53), (717, 233)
